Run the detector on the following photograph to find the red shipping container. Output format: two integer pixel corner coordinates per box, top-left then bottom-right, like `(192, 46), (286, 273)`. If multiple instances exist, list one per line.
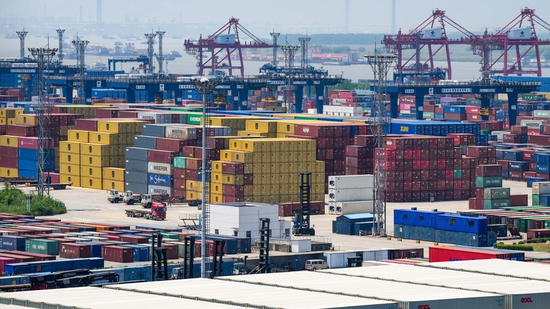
(104, 235), (120, 241)
(75, 119), (99, 131)
(476, 165), (502, 177)
(7, 125), (37, 137)
(221, 162), (244, 174)
(147, 149), (178, 164)
(466, 106), (479, 114)
(119, 235), (149, 244)
(429, 246), (512, 262)
(174, 178), (185, 189)
(527, 229), (550, 239)
(185, 158), (202, 170)
(510, 194), (528, 206)
(222, 185), (244, 197)
(0, 256), (16, 275)
(60, 243), (91, 259)
(102, 246), (133, 262)
(155, 138), (188, 152)
(0, 253), (35, 263)
(185, 169), (198, 181)
(162, 243), (179, 259)
(0, 146), (19, 158)
(174, 168), (186, 179)
(94, 108), (118, 118)
(528, 135), (550, 145)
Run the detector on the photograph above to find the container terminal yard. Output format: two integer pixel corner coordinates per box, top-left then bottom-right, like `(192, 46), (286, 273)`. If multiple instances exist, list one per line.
(1, 3), (550, 308)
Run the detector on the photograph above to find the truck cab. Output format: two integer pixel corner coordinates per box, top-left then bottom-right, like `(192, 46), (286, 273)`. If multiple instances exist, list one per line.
(122, 190), (139, 205)
(151, 202), (167, 220)
(141, 194), (153, 208)
(107, 190), (121, 203)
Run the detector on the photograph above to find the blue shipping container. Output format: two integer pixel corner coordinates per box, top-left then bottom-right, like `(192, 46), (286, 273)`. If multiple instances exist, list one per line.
(0, 236), (26, 251)
(147, 173), (172, 186)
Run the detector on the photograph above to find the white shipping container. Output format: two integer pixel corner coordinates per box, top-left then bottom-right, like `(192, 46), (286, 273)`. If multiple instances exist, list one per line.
(165, 126), (197, 140)
(329, 175), (374, 189)
(215, 34), (236, 44)
(422, 28), (442, 39)
(328, 188), (373, 202)
(148, 185), (172, 196)
(490, 131), (508, 141)
(532, 181), (550, 195)
(521, 119), (548, 130)
(334, 201), (374, 215)
(507, 28), (532, 40)
(147, 162), (173, 176)
(138, 112), (171, 124)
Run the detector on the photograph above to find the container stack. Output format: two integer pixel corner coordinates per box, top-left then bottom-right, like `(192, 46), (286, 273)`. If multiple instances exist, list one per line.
(532, 181), (550, 206)
(468, 165), (508, 210)
(215, 138), (325, 204)
(394, 208), (496, 247)
(0, 108), (22, 126)
(327, 175), (374, 215)
(17, 137), (55, 179)
(0, 135), (19, 178)
(380, 136), (472, 202)
(345, 135), (374, 175)
(60, 119), (144, 190)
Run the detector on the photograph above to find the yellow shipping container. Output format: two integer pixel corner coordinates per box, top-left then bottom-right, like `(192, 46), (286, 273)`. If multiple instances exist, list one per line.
(211, 172), (223, 184)
(102, 179), (124, 192)
(103, 167), (125, 181)
(253, 174), (263, 185)
(80, 155), (111, 167)
(276, 121), (296, 134)
(60, 126), (71, 136)
(80, 166), (103, 178)
(0, 108), (22, 118)
(0, 167), (18, 178)
(252, 153), (263, 163)
(89, 132), (119, 145)
(204, 117), (232, 127)
(224, 150), (254, 164)
(7, 118), (15, 125)
(187, 190), (202, 200)
(15, 114), (37, 125)
(211, 161), (223, 173)
(0, 135), (19, 147)
(185, 180), (199, 191)
(0, 118), (6, 125)
(68, 130), (90, 143)
(211, 194), (223, 204)
(261, 175), (271, 185)
(237, 131), (270, 137)
(80, 143), (111, 156)
(59, 152), (80, 165)
(244, 185), (254, 196)
(252, 164), (263, 174)
(59, 164), (80, 176)
(97, 120), (127, 134)
(80, 176), (103, 190)
(241, 140), (267, 152)
(59, 141), (81, 154)
(211, 183), (223, 194)
(245, 120), (278, 133)
(315, 161), (325, 173)
(223, 174), (244, 185)
(60, 174), (80, 187)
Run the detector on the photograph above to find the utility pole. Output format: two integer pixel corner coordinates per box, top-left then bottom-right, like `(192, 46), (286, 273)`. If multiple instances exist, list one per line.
(191, 77), (218, 279)
(145, 31), (157, 74)
(56, 29), (65, 64)
(29, 47), (57, 197)
(16, 30), (28, 59)
(365, 52), (395, 237)
(155, 30), (166, 75)
(270, 32), (280, 67)
(72, 38), (89, 104)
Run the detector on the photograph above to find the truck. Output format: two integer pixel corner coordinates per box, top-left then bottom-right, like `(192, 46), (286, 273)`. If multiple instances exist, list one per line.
(107, 190), (123, 203)
(122, 190), (141, 205)
(125, 202), (166, 220)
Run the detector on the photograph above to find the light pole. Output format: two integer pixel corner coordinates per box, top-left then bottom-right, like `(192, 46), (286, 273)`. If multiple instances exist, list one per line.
(191, 76), (218, 278)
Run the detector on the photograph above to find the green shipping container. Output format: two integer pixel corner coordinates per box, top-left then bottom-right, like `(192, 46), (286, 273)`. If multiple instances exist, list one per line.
(173, 157), (187, 169)
(423, 112), (435, 119)
(476, 176), (503, 188)
(483, 187), (511, 200)
(295, 116), (318, 120)
(28, 239), (59, 255)
(454, 169), (462, 179)
(187, 113), (203, 125)
(522, 94), (543, 101)
(161, 233), (179, 240)
(533, 194), (540, 206)
(533, 110), (550, 119)
(483, 199), (511, 209)
(480, 130), (491, 135)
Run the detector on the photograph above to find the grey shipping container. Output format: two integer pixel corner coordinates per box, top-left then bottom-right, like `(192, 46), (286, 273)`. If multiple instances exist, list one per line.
(125, 147), (149, 160)
(125, 182), (148, 195)
(125, 170), (148, 183)
(134, 136), (157, 149)
(143, 124), (168, 137)
(125, 159), (148, 172)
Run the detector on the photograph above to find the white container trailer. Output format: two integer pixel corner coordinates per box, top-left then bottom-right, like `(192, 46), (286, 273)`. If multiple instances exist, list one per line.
(328, 188), (373, 202)
(333, 201), (374, 215)
(328, 175), (374, 189)
(532, 182), (550, 195)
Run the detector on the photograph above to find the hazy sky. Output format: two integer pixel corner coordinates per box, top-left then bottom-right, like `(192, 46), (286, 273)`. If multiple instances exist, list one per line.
(2, 0), (550, 34)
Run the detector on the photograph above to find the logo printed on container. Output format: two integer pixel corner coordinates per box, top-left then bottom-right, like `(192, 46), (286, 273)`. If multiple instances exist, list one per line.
(520, 298), (533, 303)
(418, 305), (431, 309)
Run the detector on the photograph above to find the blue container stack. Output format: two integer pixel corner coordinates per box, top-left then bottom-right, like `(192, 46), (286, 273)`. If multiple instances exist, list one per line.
(17, 148), (55, 179)
(390, 120), (487, 145)
(332, 213), (374, 235)
(394, 208), (496, 247)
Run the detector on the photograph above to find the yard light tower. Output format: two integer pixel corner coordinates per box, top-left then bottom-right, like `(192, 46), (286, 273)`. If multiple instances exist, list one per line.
(191, 76), (219, 279)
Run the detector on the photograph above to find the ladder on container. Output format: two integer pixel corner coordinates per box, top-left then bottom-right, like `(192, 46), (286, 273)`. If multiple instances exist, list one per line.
(292, 173), (315, 236)
(258, 217), (271, 274)
(151, 233), (168, 281)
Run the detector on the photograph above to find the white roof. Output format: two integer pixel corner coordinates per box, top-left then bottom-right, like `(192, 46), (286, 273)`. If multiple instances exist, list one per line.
(107, 278), (395, 309)
(222, 270), (501, 303)
(420, 259), (550, 281)
(324, 262), (550, 295)
(0, 287), (241, 309)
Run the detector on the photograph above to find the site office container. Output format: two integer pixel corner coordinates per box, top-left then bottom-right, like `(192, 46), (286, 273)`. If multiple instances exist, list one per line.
(429, 246), (511, 262)
(102, 245), (133, 263)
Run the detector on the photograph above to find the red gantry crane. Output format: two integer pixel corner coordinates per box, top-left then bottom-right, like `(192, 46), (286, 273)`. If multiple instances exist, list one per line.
(471, 7), (550, 78)
(184, 18), (273, 76)
(383, 9), (475, 80)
